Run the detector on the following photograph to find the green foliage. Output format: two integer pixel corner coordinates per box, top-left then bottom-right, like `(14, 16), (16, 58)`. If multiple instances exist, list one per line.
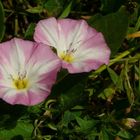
(0, 121), (33, 140)
(1, 0), (140, 139)
(24, 23), (36, 40)
(26, 5), (43, 14)
(44, 0), (64, 16)
(59, 1), (73, 18)
(88, 7), (129, 56)
(98, 87), (115, 100)
(99, 129), (110, 140)
(107, 67), (119, 85)
(117, 130), (133, 139)
(76, 117), (97, 135)
(0, 1), (5, 41)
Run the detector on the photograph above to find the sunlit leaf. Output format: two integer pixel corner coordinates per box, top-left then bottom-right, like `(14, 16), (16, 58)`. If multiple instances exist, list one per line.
(107, 67), (119, 85)
(59, 1), (72, 18)
(24, 23), (36, 40)
(26, 5), (43, 13)
(98, 87), (115, 100)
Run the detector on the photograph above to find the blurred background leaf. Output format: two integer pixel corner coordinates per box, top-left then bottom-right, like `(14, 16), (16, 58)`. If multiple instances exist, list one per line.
(100, 0), (124, 14)
(0, 1), (5, 41)
(44, 0), (64, 16)
(1, 0), (140, 139)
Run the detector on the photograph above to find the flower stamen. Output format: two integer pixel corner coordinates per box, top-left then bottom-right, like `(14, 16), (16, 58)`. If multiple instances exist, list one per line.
(60, 52), (74, 63)
(60, 49), (77, 63)
(12, 71), (28, 90)
(14, 78), (28, 90)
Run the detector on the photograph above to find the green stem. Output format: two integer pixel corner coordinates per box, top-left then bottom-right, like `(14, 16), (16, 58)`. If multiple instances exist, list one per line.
(89, 47), (136, 78)
(4, 9), (13, 12)
(138, 61), (140, 92)
(15, 15), (19, 36)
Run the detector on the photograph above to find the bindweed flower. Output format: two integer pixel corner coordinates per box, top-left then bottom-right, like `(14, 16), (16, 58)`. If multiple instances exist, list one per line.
(34, 17), (111, 73)
(0, 38), (61, 105)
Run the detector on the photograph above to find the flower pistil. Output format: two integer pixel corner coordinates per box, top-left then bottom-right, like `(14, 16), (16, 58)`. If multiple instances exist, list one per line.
(59, 49), (76, 63)
(11, 71), (29, 90)
(14, 78), (28, 90)
(60, 52), (74, 63)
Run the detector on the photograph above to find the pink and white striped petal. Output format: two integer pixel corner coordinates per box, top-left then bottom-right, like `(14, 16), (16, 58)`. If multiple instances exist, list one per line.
(0, 38), (61, 105)
(34, 17), (111, 73)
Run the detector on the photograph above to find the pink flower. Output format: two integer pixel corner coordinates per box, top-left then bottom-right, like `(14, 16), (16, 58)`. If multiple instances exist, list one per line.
(34, 17), (111, 73)
(0, 38), (61, 105)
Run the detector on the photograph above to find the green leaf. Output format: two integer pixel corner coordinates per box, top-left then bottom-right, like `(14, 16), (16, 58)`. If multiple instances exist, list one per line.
(26, 5), (43, 13)
(135, 16), (140, 31)
(61, 111), (76, 127)
(51, 73), (88, 97)
(0, 120), (33, 140)
(0, 1), (5, 41)
(88, 7), (129, 56)
(107, 67), (119, 85)
(127, 16), (140, 35)
(86, 132), (97, 140)
(58, 82), (87, 110)
(44, 0), (63, 16)
(116, 76), (124, 91)
(117, 130), (133, 139)
(76, 117), (97, 135)
(0, 103), (27, 130)
(27, 103), (43, 119)
(24, 23), (36, 40)
(53, 74), (88, 111)
(59, 1), (72, 18)
(135, 65), (140, 92)
(99, 129), (110, 140)
(98, 87), (115, 100)
(122, 62), (134, 105)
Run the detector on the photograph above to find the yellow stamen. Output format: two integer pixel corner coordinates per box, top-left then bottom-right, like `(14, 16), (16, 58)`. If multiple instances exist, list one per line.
(14, 78), (28, 90)
(60, 52), (74, 63)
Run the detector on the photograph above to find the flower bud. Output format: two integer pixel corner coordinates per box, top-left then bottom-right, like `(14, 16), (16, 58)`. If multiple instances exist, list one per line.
(122, 118), (136, 129)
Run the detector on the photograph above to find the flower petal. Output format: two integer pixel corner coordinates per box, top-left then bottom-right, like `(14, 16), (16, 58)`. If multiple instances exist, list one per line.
(57, 19), (97, 51)
(0, 38), (61, 105)
(34, 17), (98, 53)
(62, 33), (110, 73)
(34, 17), (59, 47)
(34, 17), (111, 73)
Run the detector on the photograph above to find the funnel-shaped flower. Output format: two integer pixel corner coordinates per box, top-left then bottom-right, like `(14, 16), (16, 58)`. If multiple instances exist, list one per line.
(0, 38), (60, 105)
(34, 17), (111, 73)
